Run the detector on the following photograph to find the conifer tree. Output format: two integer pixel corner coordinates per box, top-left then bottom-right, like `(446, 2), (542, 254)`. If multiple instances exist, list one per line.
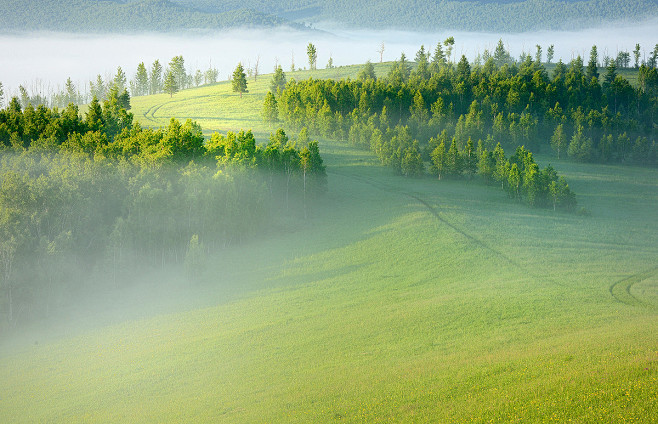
(232, 63), (248, 98)
(270, 65), (287, 94)
(262, 92), (278, 126)
(135, 62), (149, 96)
(550, 123), (566, 159)
(163, 70), (178, 97)
(150, 60), (163, 94)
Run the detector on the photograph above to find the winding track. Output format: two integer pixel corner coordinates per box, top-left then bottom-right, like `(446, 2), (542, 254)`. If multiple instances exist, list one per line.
(608, 266), (658, 307)
(328, 169), (565, 287)
(332, 168), (658, 306)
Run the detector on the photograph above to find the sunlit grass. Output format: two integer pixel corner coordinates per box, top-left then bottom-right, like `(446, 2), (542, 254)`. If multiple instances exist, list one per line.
(1, 62), (657, 423)
(129, 62), (382, 140)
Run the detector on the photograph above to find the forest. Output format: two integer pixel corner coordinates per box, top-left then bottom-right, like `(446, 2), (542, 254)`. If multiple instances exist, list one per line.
(0, 0), (299, 33)
(257, 42), (657, 211)
(0, 88), (326, 328)
(1, 0), (656, 33)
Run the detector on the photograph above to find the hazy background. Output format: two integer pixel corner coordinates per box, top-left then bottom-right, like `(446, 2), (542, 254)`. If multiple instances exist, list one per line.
(1, 20), (656, 99)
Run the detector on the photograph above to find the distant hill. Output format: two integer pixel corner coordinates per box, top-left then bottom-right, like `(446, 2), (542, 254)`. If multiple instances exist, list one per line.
(172, 0), (658, 32)
(1, 0), (656, 33)
(0, 0), (302, 33)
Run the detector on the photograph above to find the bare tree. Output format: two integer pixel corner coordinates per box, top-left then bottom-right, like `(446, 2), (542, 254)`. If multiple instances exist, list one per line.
(377, 41), (385, 63)
(254, 55), (260, 81)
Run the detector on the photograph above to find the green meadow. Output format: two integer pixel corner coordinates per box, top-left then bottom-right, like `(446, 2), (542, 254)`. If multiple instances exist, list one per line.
(1, 66), (657, 423)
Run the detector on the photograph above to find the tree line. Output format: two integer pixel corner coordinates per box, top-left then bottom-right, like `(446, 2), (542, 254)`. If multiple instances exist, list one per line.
(0, 95), (326, 330)
(267, 41), (658, 170)
(1, 55), (219, 110)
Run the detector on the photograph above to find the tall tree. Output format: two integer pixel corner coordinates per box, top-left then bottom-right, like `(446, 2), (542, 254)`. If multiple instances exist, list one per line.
(204, 66), (218, 85)
(262, 92), (278, 126)
(194, 69), (203, 87)
(163, 69), (178, 98)
(307, 43), (317, 71)
(232, 63), (248, 98)
(0, 81), (4, 108)
(377, 41), (385, 63)
(169, 55), (187, 91)
(432, 42), (445, 67)
(149, 60), (163, 95)
(535, 44), (542, 63)
(587, 45), (599, 80)
(493, 39), (511, 67)
(444, 36), (455, 63)
(430, 140), (446, 180)
(90, 74), (106, 100)
(270, 65), (287, 94)
(253, 55), (260, 81)
(358, 61), (376, 82)
(135, 62), (149, 96)
(547, 45), (555, 64)
(113, 67), (127, 92)
(633, 43), (641, 69)
(64, 78), (77, 105)
(550, 123), (566, 159)
(85, 96), (104, 132)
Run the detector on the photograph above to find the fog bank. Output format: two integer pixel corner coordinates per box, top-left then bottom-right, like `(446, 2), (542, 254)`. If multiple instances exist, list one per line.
(0, 20), (656, 99)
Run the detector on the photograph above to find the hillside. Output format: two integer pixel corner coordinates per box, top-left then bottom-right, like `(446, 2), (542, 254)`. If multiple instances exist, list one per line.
(0, 0), (301, 33)
(1, 65), (657, 422)
(1, 0), (656, 33)
(171, 0), (658, 32)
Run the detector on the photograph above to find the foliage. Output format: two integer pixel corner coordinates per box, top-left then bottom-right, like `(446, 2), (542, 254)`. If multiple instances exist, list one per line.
(156, 0), (658, 32)
(0, 98), (326, 327)
(0, 0), (301, 32)
(232, 63), (248, 98)
(307, 43), (317, 71)
(275, 49), (658, 171)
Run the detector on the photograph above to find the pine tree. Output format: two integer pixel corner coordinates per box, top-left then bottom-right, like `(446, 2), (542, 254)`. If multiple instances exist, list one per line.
(550, 123), (566, 159)
(587, 45), (599, 80)
(150, 60), (163, 95)
(163, 70), (178, 97)
(547, 45), (555, 64)
(262, 92), (278, 126)
(270, 65), (287, 94)
(85, 96), (104, 132)
(113, 66), (127, 92)
(135, 62), (149, 96)
(232, 63), (248, 98)
(169, 56), (187, 90)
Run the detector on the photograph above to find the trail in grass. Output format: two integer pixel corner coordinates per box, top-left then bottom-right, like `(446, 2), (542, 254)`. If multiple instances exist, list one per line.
(609, 266), (658, 308)
(329, 168), (567, 288)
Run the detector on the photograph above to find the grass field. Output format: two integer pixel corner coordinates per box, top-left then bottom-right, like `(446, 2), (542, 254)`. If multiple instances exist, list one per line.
(1, 66), (657, 423)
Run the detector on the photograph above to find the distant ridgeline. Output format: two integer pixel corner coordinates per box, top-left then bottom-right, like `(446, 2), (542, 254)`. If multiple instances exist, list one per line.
(0, 0), (655, 32)
(0, 93), (325, 326)
(268, 44), (658, 210)
(0, 0), (302, 32)
(174, 0), (658, 32)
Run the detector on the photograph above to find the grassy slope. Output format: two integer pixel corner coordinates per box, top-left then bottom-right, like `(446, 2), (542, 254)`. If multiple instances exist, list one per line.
(130, 63), (376, 140)
(1, 65), (657, 423)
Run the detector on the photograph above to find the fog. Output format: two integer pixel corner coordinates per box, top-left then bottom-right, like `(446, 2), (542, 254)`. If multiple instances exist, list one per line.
(1, 20), (656, 99)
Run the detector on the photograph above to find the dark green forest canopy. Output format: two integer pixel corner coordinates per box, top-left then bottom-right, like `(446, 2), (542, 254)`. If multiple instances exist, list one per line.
(163, 0), (658, 32)
(0, 0), (302, 33)
(274, 55), (658, 168)
(1, 0), (656, 32)
(269, 53), (658, 209)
